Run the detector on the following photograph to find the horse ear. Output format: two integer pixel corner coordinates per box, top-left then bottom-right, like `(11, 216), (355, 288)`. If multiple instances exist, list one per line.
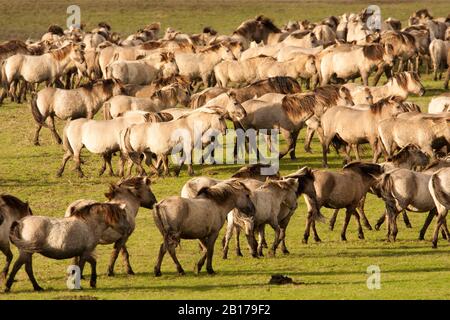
(143, 176), (151, 186)
(228, 90), (236, 98)
(197, 187), (209, 197)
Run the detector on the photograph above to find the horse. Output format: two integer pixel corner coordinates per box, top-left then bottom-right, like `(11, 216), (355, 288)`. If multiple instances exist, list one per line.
(103, 82), (190, 119)
(106, 52), (179, 85)
(0, 195), (33, 282)
(5, 202), (131, 291)
(189, 76), (301, 108)
(64, 176), (157, 276)
(175, 43), (236, 88)
(152, 179), (256, 276)
(287, 163), (383, 243)
(343, 71), (425, 104)
(429, 168), (450, 248)
(240, 85), (353, 159)
(318, 43), (395, 86)
(31, 79), (124, 145)
(320, 96), (407, 167)
(57, 111), (164, 178)
(2, 42), (86, 102)
(120, 107), (228, 176)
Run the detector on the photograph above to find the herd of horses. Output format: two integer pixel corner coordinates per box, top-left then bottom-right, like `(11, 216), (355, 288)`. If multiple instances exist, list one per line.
(0, 7), (450, 292)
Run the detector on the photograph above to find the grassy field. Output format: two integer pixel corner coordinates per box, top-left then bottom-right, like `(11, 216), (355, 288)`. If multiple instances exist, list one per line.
(0, 0), (450, 300)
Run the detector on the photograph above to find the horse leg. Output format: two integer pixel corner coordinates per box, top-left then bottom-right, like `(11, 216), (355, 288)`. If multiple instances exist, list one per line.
(353, 209), (365, 240)
(279, 128), (295, 160)
(166, 241), (185, 276)
(56, 150), (73, 177)
(23, 253), (42, 291)
(304, 126), (315, 153)
(329, 209), (339, 231)
(5, 251), (42, 292)
(444, 65), (450, 90)
(257, 225), (265, 256)
(47, 115), (62, 144)
(195, 238), (208, 274)
(83, 253), (97, 288)
(0, 246), (13, 281)
(357, 195), (372, 230)
(375, 210), (387, 231)
(222, 216), (234, 260)
(33, 123), (43, 146)
(302, 211), (314, 244)
(154, 243), (167, 277)
(279, 223), (290, 254)
(312, 220), (321, 242)
(268, 224), (281, 257)
(205, 232), (219, 275)
(402, 210), (412, 228)
(341, 208), (352, 241)
(120, 245), (134, 275)
(321, 134), (334, 168)
(431, 208), (447, 249)
(244, 223), (258, 258)
(74, 151), (85, 178)
(107, 239), (126, 276)
(289, 130), (299, 160)
(419, 209), (436, 240)
(235, 226), (243, 257)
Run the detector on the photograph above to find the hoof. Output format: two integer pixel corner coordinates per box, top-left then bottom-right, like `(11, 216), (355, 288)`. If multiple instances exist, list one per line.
(314, 237), (322, 243)
(127, 270), (135, 276)
(268, 250), (275, 257)
(374, 224), (381, 231)
(107, 271), (114, 277)
(34, 141), (40, 146)
(207, 269), (216, 275)
(341, 236), (347, 241)
(89, 281), (96, 288)
(178, 270), (186, 276)
(282, 249), (290, 255)
(154, 270), (162, 277)
(302, 238), (308, 244)
(405, 223), (412, 229)
(358, 233), (365, 240)
(34, 286), (44, 292)
(431, 243), (437, 249)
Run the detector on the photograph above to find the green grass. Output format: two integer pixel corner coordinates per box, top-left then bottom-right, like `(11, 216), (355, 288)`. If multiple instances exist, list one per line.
(0, 0), (450, 300)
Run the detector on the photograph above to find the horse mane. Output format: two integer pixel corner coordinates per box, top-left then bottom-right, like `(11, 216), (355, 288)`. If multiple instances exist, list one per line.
(291, 31), (313, 40)
(140, 40), (163, 50)
(70, 203), (124, 225)
(255, 15), (281, 33)
(284, 167), (315, 196)
(391, 72), (409, 90)
(144, 22), (161, 31)
(152, 84), (177, 101)
(98, 22), (111, 31)
(412, 9), (433, 19)
(198, 43), (222, 53)
(401, 102), (422, 112)
(49, 44), (73, 61)
(369, 96), (403, 114)
(343, 161), (383, 176)
(281, 93), (316, 121)
(263, 76), (302, 94)
(314, 85), (344, 105)
(0, 194), (30, 214)
(47, 24), (64, 36)
(203, 26), (217, 35)
(231, 163), (280, 179)
(0, 40), (29, 55)
(388, 144), (422, 164)
(196, 179), (249, 203)
(363, 44), (384, 61)
(253, 54), (276, 60)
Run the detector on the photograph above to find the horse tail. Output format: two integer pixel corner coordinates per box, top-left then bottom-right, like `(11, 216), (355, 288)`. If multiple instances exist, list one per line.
(103, 101), (112, 119)
(373, 172), (394, 200)
(9, 221), (40, 252)
(331, 134), (347, 154)
(153, 203), (180, 246)
(30, 93), (47, 127)
(431, 173), (450, 208)
(120, 126), (134, 156)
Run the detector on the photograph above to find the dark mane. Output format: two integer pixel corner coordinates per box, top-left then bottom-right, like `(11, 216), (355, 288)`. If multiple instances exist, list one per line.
(0, 40), (29, 55)
(0, 194), (29, 212)
(232, 163), (280, 180)
(314, 85), (344, 105)
(369, 96), (403, 114)
(198, 43), (222, 53)
(47, 24), (64, 36)
(197, 179), (249, 203)
(343, 161), (383, 176)
(203, 26), (217, 35)
(255, 15), (281, 33)
(98, 22), (111, 31)
(140, 41), (163, 50)
(281, 93), (316, 121)
(289, 30), (311, 39)
(70, 203), (124, 225)
(49, 44), (73, 61)
(363, 44), (384, 60)
(284, 167), (315, 196)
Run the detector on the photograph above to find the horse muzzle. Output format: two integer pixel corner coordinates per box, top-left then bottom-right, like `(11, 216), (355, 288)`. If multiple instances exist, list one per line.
(418, 88), (425, 96)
